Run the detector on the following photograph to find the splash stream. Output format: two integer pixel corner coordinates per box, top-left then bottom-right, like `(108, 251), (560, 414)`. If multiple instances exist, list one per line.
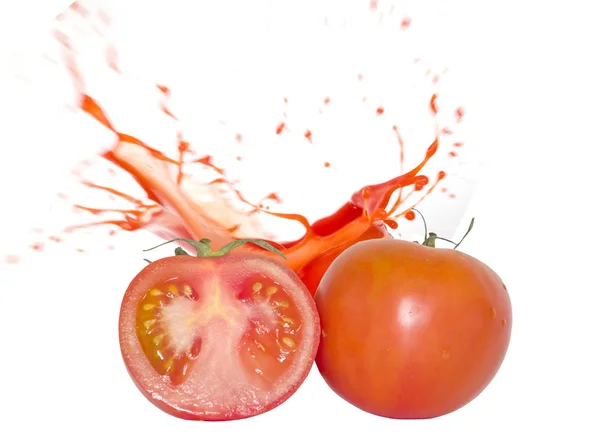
(5, 1), (468, 274)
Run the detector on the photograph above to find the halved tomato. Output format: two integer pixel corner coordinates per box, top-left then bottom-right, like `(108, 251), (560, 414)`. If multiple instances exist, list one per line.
(118, 240), (320, 421)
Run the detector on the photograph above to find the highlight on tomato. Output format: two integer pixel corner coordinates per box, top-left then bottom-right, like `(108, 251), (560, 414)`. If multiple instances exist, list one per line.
(314, 216), (513, 419)
(118, 238), (320, 421)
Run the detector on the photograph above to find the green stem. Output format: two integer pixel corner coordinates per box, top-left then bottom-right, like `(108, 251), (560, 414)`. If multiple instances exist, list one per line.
(143, 237), (287, 259)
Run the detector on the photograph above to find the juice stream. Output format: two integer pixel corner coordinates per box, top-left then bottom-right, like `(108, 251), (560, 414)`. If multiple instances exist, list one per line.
(9, 2), (465, 278)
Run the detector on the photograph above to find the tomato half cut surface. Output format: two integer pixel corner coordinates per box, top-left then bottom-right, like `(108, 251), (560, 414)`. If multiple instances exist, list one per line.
(118, 253), (320, 421)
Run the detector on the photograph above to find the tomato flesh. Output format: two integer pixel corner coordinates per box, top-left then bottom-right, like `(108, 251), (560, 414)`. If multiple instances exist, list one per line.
(314, 239), (512, 419)
(119, 253), (320, 421)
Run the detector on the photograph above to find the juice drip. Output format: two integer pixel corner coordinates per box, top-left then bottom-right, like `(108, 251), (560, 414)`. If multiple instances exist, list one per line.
(6, 1), (467, 271)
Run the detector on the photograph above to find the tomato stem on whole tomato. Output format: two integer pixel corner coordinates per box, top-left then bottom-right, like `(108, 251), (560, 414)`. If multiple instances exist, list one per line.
(412, 207), (475, 250)
(142, 237), (287, 260)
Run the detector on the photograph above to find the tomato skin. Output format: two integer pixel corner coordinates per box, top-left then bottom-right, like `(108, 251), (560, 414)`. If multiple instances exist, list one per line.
(314, 239), (512, 419)
(298, 224), (391, 296)
(119, 252), (320, 421)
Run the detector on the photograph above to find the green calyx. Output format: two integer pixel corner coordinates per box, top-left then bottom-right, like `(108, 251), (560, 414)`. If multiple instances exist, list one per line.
(412, 208), (475, 250)
(143, 237), (286, 262)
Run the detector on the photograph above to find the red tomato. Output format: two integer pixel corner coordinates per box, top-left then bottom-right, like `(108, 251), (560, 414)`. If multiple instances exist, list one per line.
(298, 224), (391, 295)
(119, 241), (320, 421)
(314, 238), (512, 419)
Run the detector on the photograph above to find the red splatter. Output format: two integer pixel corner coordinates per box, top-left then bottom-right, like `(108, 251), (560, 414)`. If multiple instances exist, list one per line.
(5, 255), (20, 265)
(449, 151), (458, 157)
(400, 17), (412, 29)
(405, 210), (416, 221)
(235, 133), (243, 143)
(31, 242), (45, 252)
(38, 10), (452, 278)
(324, 97), (330, 105)
(106, 44), (120, 72)
(429, 94), (438, 114)
(453, 142), (464, 147)
(456, 107), (465, 122)
(324, 161), (331, 168)
(304, 130), (313, 143)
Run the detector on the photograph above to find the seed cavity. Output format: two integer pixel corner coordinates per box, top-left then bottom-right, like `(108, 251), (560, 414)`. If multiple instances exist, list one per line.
(182, 284), (192, 296)
(167, 284), (179, 296)
(266, 286), (278, 296)
(149, 289), (162, 297)
(252, 282), (263, 292)
(153, 334), (165, 345)
(143, 303), (155, 311)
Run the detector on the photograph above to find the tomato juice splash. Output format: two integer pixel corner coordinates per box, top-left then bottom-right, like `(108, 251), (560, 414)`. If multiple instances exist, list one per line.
(3, 0), (469, 274)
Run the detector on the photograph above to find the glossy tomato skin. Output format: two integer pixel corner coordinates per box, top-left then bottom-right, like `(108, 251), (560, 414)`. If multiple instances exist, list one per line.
(314, 239), (512, 419)
(298, 224), (391, 296)
(119, 252), (320, 421)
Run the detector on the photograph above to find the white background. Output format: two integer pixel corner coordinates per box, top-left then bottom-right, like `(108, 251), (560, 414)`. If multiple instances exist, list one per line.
(1, 1), (599, 445)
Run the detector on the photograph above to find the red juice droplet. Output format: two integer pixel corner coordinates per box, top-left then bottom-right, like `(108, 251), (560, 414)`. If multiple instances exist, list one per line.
(405, 210), (416, 221)
(5, 255), (20, 265)
(453, 142), (464, 147)
(449, 151), (458, 157)
(324, 97), (330, 105)
(456, 107), (465, 122)
(429, 94), (438, 114)
(400, 17), (412, 29)
(304, 130), (313, 143)
(235, 133), (243, 143)
(276, 122), (286, 134)
(324, 161), (331, 168)
(376, 107), (385, 115)
(31, 242), (45, 252)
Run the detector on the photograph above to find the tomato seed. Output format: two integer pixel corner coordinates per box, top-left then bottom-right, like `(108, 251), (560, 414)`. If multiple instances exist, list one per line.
(282, 337), (296, 348)
(143, 319), (156, 330)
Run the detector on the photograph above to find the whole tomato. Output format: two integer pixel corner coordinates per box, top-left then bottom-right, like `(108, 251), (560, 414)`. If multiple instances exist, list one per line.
(314, 232), (512, 419)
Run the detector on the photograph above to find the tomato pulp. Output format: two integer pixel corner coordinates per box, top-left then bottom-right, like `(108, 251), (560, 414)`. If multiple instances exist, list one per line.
(119, 249), (320, 421)
(314, 238), (512, 419)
